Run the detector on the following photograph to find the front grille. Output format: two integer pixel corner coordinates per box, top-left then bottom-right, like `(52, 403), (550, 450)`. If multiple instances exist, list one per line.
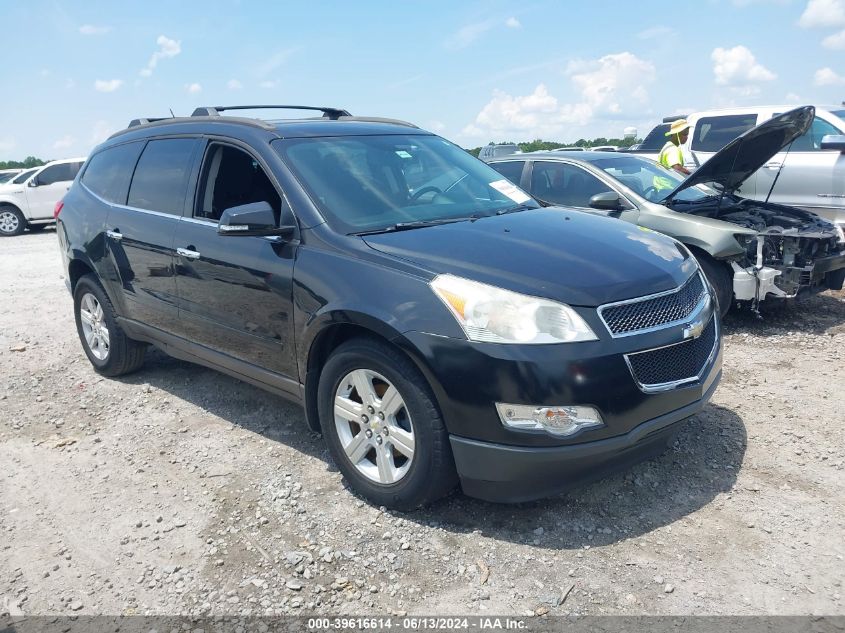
(626, 316), (717, 389)
(600, 274), (707, 336)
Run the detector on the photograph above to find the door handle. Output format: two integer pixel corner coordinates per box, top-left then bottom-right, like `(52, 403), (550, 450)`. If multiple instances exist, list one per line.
(763, 161), (783, 169)
(106, 229), (122, 241)
(176, 247), (201, 260)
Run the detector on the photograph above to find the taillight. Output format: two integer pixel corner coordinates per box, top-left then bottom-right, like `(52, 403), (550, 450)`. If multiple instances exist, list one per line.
(53, 200), (64, 220)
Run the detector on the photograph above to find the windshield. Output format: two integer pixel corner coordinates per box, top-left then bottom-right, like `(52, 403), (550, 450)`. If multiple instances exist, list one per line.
(274, 134), (538, 234)
(0, 172), (19, 184)
(639, 124), (670, 151)
(11, 168), (38, 184)
(592, 156), (718, 204)
(831, 109), (845, 122)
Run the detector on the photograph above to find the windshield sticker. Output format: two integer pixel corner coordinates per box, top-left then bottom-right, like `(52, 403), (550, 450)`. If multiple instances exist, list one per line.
(395, 150), (413, 159)
(489, 179), (531, 204)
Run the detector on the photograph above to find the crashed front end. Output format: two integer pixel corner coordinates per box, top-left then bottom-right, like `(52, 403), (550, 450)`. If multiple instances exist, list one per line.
(709, 199), (845, 302)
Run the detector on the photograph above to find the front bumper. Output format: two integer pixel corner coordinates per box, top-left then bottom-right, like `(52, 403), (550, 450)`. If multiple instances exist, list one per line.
(450, 373), (720, 502)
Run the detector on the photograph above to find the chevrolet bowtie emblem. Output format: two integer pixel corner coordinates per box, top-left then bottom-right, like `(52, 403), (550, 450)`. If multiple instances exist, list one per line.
(684, 319), (705, 340)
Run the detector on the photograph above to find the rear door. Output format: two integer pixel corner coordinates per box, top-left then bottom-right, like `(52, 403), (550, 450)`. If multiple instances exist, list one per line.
(687, 113), (760, 172)
(105, 137), (200, 332)
(25, 161), (83, 220)
(171, 140), (298, 380)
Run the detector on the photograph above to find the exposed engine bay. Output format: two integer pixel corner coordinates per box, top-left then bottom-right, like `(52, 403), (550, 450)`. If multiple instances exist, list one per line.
(672, 196), (845, 298)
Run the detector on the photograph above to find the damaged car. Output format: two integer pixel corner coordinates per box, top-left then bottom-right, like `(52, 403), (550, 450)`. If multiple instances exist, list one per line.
(489, 106), (845, 316)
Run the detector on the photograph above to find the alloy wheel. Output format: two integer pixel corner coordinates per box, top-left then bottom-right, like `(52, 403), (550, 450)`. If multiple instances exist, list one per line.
(0, 210), (20, 234)
(79, 292), (110, 361)
(333, 369), (416, 485)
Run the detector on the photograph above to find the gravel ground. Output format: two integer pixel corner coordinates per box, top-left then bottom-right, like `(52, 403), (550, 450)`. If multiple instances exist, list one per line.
(1, 229), (843, 617)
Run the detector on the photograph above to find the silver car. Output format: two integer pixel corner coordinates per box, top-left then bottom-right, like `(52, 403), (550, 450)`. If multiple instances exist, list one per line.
(489, 106), (845, 317)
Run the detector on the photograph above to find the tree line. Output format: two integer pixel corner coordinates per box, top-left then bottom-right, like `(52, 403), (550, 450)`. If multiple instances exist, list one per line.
(468, 137), (641, 157)
(0, 157), (46, 169)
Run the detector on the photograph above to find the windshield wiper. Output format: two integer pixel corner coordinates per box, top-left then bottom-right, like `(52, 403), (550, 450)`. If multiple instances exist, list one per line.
(352, 217), (472, 236)
(496, 203), (538, 216)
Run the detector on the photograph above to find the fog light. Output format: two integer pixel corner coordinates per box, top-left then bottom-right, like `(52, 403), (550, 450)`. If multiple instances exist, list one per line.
(496, 403), (604, 437)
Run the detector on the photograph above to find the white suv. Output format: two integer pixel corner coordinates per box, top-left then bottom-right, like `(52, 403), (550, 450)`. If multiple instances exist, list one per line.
(646, 105), (845, 227)
(0, 157), (85, 235)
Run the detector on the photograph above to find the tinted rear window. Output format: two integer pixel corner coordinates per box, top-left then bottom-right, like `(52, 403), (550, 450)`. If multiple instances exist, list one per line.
(640, 124), (670, 150)
(691, 114), (757, 152)
(489, 160), (525, 183)
(38, 162), (83, 186)
(82, 142), (144, 204)
(127, 139), (196, 214)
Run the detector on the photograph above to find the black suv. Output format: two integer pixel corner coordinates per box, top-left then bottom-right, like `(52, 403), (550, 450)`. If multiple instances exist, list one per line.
(57, 105), (722, 509)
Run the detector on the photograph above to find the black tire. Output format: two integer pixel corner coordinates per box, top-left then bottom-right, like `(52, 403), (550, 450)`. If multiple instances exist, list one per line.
(0, 205), (26, 237)
(73, 274), (147, 376)
(27, 223), (48, 232)
(693, 251), (733, 319)
(317, 337), (457, 510)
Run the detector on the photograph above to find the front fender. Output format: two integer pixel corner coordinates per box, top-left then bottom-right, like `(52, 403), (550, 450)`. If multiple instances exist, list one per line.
(639, 208), (753, 260)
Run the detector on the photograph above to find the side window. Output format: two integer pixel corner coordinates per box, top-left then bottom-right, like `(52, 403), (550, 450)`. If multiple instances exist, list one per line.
(531, 162), (612, 207)
(81, 142), (144, 204)
(127, 138), (197, 214)
(38, 162), (80, 186)
(691, 114), (758, 152)
(489, 161), (525, 184)
(195, 144), (282, 222)
(640, 124), (670, 150)
(791, 117), (843, 151)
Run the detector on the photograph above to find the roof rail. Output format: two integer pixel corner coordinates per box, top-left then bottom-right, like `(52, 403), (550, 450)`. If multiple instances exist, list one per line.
(191, 105), (351, 120)
(128, 117), (171, 128)
(336, 115), (419, 129)
(662, 114), (688, 123)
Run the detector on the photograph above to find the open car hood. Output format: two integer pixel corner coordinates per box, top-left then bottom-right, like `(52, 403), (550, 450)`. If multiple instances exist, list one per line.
(663, 105), (814, 203)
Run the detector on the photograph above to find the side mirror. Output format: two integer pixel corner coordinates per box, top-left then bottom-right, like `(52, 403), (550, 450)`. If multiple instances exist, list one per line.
(28, 178), (39, 187)
(820, 134), (845, 152)
(589, 191), (626, 211)
(217, 201), (295, 238)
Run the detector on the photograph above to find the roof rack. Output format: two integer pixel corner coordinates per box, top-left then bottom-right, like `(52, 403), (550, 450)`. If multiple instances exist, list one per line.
(128, 117), (172, 128)
(191, 105), (352, 119)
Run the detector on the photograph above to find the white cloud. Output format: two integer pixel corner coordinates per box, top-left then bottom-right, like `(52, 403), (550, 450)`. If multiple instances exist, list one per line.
(79, 24), (111, 35)
(822, 28), (845, 48)
(227, 79), (243, 90)
(90, 121), (115, 147)
(140, 35), (181, 77)
(53, 135), (75, 150)
(185, 82), (202, 94)
(445, 19), (497, 49)
(814, 66), (845, 85)
(798, 0), (845, 27)
(785, 91), (803, 102)
(711, 45), (776, 94)
(462, 52), (655, 140)
(428, 120), (447, 133)
(66, 78), (76, 89)
(259, 80), (278, 89)
(637, 25), (674, 40)
(94, 79), (123, 92)
(505, 17), (521, 28)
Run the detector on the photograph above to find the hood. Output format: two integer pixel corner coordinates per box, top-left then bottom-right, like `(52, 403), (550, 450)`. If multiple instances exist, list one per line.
(663, 105), (814, 202)
(362, 208), (698, 307)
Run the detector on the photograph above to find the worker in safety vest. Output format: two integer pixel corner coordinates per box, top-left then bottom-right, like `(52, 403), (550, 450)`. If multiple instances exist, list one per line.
(658, 119), (691, 175)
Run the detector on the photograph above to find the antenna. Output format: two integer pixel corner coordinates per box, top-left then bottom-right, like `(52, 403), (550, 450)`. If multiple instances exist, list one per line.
(169, 108), (175, 118)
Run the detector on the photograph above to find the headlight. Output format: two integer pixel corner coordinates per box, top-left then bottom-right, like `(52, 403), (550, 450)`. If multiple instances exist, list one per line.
(430, 274), (597, 344)
(834, 224), (845, 245)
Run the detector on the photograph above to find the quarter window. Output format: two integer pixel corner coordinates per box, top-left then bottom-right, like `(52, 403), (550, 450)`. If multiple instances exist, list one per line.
(127, 139), (197, 214)
(81, 142), (144, 204)
(530, 162), (613, 207)
(691, 114), (758, 152)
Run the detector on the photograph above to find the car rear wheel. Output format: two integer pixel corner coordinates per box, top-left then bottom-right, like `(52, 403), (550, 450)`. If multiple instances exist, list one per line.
(0, 206), (25, 236)
(694, 251), (733, 319)
(73, 274), (147, 376)
(317, 337), (457, 510)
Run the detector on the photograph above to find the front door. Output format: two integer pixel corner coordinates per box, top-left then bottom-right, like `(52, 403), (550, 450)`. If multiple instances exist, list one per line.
(106, 137), (200, 332)
(172, 142), (298, 380)
(25, 161), (83, 220)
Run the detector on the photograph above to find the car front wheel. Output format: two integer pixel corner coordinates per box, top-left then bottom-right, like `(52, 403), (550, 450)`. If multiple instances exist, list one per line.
(0, 206), (25, 236)
(317, 337), (457, 510)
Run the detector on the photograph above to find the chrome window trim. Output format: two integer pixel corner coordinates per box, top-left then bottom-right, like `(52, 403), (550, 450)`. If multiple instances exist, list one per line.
(598, 271), (709, 338)
(80, 182), (181, 219)
(624, 313), (720, 394)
